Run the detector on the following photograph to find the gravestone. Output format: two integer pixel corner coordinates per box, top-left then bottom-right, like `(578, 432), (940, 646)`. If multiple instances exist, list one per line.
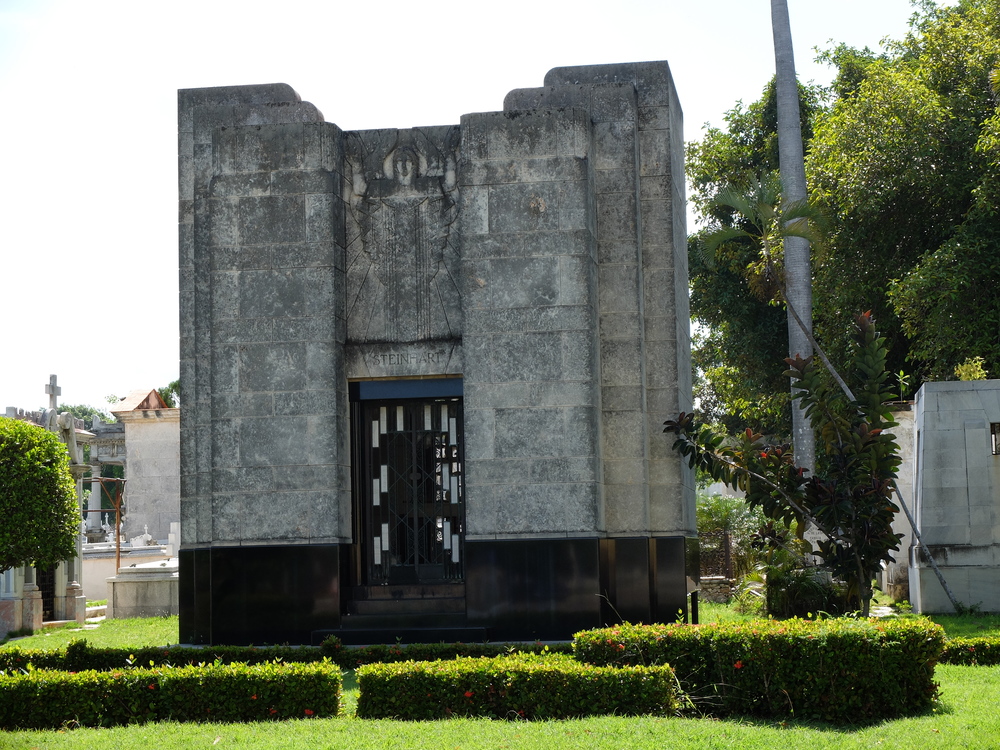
(178, 61), (696, 645)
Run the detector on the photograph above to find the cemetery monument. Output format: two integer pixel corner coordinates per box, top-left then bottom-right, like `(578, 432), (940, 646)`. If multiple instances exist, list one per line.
(178, 61), (696, 645)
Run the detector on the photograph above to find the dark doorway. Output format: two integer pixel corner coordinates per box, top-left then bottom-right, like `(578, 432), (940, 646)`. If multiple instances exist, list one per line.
(36, 565), (56, 622)
(350, 380), (465, 587)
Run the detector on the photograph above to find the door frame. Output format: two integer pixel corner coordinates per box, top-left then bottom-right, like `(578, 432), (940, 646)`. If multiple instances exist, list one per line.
(349, 378), (465, 587)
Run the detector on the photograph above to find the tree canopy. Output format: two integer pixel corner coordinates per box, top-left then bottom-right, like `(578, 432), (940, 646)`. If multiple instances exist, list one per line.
(157, 379), (180, 408)
(687, 79), (825, 434)
(667, 313), (903, 617)
(58, 403), (115, 429)
(688, 0), (1000, 429)
(0, 418), (80, 572)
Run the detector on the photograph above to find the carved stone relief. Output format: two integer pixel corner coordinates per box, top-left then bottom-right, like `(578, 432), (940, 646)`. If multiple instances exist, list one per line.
(344, 127), (462, 344)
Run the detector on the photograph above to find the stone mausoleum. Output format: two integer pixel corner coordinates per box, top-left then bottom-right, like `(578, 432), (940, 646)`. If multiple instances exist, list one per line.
(908, 380), (1000, 612)
(178, 61), (696, 645)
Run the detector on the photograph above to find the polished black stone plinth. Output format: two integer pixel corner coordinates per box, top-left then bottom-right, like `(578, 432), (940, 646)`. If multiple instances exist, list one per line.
(179, 536), (697, 645)
(179, 544), (344, 645)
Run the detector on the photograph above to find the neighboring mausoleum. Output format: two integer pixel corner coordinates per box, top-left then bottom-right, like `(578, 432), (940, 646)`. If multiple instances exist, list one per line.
(110, 388), (181, 544)
(909, 380), (1000, 612)
(178, 61), (696, 645)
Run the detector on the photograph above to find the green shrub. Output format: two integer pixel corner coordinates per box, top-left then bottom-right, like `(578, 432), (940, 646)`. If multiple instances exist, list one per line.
(318, 637), (573, 669)
(0, 640), (329, 674)
(0, 661), (340, 729)
(0, 637), (576, 674)
(765, 567), (850, 618)
(696, 492), (767, 581)
(356, 653), (680, 720)
(573, 618), (944, 722)
(0, 417), (80, 571)
(941, 636), (1000, 665)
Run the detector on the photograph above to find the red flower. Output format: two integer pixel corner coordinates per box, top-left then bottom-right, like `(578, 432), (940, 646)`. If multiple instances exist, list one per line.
(304, 708), (314, 716)
(148, 684), (156, 690)
(464, 691), (474, 698)
(269, 708), (278, 715)
(251, 694), (257, 700)
(734, 660), (744, 669)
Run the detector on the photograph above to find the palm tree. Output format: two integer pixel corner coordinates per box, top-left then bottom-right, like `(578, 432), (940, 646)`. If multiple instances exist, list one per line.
(701, 175), (824, 317)
(771, 0), (815, 473)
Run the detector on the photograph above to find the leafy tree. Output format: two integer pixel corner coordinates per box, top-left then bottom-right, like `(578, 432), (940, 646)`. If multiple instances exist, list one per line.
(687, 79), (825, 435)
(808, 0), (1000, 380)
(689, 0), (1000, 429)
(887, 106), (1000, 379)
(157, 379), (180, 408)
(954, 356), (989, 381)
(0, 418), (80, 572)
(58, 403), (115, 429)
(666, 313), (902, 617)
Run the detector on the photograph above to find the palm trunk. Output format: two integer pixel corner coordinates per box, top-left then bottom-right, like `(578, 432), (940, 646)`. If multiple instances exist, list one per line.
(771, 0), (815, 474)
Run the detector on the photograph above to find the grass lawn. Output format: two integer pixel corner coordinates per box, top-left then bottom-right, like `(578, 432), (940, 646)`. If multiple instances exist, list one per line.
(3, 609), (1000, 748)
(0, 616), (178, 651)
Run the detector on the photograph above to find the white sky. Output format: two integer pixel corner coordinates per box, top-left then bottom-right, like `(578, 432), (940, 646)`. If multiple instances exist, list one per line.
(0, 0), (943, 411)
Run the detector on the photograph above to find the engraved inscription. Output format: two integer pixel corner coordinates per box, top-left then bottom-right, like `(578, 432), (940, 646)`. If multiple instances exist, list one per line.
(366, 349), (446, 368)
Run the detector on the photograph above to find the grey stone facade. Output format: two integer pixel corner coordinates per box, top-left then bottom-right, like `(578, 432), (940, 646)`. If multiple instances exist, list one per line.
(910, 381), (1000, 612)
(178, 62), (694, 645)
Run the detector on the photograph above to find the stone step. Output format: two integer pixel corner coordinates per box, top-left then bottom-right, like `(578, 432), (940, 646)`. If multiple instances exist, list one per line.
(350, 584), (465, 601)
(315, 621), (487, 646)
(338, 611), (468, 631)
(347, 596), (465, 616)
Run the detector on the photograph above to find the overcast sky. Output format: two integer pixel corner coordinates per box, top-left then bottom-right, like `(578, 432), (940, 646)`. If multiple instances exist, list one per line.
(0, 0), (944, 412)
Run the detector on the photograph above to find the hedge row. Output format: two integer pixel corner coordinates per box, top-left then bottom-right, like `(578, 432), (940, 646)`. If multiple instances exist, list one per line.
(574, 618), (945, 722)
(941, 636), (1000, 665)
(322, 639), (573, 668)
(0, 638), (573, 674)
(0, 661), (341, 729)
(356, 653), (679, 720)
(1, 625), (986, 677)
(0, 640), (329, 674)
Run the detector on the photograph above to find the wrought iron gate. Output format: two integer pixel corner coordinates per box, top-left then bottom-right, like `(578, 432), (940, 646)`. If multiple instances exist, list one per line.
(357, 398), (464, 584)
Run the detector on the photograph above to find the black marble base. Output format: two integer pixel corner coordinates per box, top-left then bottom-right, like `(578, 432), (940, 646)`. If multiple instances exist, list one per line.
(179, 536), (697, 645)
(179, 544), (344, 645)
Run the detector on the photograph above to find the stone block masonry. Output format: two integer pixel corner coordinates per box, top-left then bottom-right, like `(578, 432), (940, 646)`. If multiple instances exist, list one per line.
(178, 64), (695, 646)
(910, 381), (1000, 612)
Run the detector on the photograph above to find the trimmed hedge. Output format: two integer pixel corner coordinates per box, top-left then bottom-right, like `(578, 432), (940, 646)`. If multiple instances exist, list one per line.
(0, 638), (574, 674)
(573, 619), (944, 722)
(356, 653), (680, 720)
(0, 661), (340, 729)
(941, 636), (1000, 666)
(321, 638), (573, 669)
(0, 641), (328, 673)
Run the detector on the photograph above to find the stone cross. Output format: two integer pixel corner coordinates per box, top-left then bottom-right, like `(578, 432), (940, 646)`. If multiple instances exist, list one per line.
(45, 374), (61, 410)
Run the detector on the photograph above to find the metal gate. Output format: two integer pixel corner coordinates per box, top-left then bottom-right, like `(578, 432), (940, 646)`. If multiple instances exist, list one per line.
(357, 398), (464, 585)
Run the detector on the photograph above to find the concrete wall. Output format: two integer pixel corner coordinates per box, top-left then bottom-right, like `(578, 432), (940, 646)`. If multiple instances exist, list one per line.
(82, 549), (171, 601)
(910, 380), (1000, 612)
(882, 406), (915, 601)
(113, 409), (180, 542)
